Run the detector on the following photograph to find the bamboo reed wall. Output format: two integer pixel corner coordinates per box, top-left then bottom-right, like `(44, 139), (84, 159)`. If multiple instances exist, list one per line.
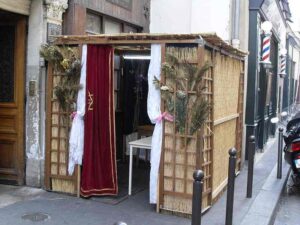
(45, 64), (79, 195)
(212, 52), (244, 197)
(213, 53), (240, 119)
(213, 119), (236, 192)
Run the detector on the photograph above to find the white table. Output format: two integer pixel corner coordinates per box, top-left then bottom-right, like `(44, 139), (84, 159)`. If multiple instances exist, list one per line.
(128, 136), (152, 195)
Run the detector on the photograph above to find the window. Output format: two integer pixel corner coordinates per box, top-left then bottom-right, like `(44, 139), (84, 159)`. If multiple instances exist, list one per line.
(104, 18), (122, 34)
(86, 12), (102, 34)
(85, 10), (141, 35)
(124, 24), (138, 33)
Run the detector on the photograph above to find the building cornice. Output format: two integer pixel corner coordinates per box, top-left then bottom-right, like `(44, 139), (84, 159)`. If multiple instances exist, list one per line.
(44, 0), (68, 25)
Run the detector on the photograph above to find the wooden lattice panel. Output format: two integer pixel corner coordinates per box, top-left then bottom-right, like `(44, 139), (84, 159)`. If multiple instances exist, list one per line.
(202, 49), (214, 206)
(160, 45), (213, 214)
(45, 65), (78, 195)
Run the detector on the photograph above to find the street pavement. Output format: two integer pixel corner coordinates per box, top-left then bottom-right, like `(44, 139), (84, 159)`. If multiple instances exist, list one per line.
(201, 136), (290, 225)
(274, 173), (300, 225)
(0, 185), (190, 225)
(0, 134), (291, 225)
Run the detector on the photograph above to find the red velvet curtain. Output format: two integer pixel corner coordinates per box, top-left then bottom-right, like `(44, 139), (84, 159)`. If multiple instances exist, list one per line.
(80, 45), (118, 197)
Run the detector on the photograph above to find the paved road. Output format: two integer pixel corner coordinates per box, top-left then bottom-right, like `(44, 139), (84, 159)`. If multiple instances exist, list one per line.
(274, 172), (300, 225)
(0, 185), (190, 225)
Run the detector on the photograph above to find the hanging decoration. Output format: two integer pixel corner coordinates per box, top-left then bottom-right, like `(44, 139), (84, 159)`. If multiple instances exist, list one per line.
(40, 44), (81, 114)
(68, 45), (87, 175)
(154, 54), (212, 136)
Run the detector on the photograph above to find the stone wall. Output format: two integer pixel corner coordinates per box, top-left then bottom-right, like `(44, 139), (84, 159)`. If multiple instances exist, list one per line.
(26, 0), (68, 187)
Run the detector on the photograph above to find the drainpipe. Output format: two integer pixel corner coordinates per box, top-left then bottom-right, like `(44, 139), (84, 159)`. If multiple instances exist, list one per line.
(232, 0), (240, 49)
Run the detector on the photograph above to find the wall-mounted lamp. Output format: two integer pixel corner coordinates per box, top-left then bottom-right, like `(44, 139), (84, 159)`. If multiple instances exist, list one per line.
(260, 21), (273, 68)
(280, 48), (287, 55)
(261, 21), (272, 34)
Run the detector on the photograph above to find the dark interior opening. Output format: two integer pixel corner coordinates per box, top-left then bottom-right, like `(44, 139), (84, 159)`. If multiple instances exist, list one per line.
(96, 51), (154, 202)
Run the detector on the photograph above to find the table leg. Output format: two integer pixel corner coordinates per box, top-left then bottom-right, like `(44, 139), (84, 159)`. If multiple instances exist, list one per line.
(129, 145), (133, 196)
(136, 148), (140, 168)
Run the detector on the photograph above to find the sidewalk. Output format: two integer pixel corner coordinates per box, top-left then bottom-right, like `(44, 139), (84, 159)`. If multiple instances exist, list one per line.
(201, 135), (290, 225)
(0, 135), (290, 225)
(0, 186), (191, 225)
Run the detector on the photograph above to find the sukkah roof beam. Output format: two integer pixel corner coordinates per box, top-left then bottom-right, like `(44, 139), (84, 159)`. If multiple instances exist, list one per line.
(53, 33), (247, 58)
(54, 36), (200, 45)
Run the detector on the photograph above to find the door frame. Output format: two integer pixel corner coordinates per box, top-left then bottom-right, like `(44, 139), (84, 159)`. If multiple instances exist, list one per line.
(15, 17), (26, 185)
(0, 14), (26, 185)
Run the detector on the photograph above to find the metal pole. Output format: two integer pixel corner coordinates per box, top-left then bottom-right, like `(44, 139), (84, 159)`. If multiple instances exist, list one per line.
(225, 148), (237, 225)
(247, 135), (255, 198)
(191, 170), (204, 225)
(277, 128), (284, 179)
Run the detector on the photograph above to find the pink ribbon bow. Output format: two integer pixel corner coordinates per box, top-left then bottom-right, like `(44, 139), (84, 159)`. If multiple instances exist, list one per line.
(156, 112), (174, 123)
(70, 111), (77, 120)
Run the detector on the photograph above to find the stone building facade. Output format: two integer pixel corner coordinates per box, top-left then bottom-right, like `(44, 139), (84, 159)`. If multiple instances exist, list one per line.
(63, 0), (149, 35)
(246, 0), (292, 154)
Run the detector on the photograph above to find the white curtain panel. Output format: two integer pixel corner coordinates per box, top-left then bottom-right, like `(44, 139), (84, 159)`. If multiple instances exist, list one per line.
(68, 44), (87, 175)
(147, 44), (162, 204)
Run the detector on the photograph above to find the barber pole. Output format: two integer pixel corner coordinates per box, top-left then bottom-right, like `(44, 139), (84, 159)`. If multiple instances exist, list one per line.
(262, 34), (271, 63)
(280, 54), (286, 75)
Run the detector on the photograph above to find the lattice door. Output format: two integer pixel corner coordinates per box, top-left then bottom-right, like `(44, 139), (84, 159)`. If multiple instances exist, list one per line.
(45, 64), (79, 195)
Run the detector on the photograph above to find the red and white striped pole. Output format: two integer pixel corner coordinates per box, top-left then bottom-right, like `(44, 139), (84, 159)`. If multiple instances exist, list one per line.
(262, 34), (271, 64)
(261, 21), (273, 67)
(280, 55), (286, 74)
(279, 48), (287, 77)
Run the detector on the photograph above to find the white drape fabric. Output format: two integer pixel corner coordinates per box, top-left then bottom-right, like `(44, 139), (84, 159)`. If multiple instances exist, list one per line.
(147, 44), (162, 204)
(68, 45), (87, 175)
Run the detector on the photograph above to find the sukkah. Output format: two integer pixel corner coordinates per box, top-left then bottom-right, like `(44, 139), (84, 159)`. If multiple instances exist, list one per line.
(43, 33), (246, 216)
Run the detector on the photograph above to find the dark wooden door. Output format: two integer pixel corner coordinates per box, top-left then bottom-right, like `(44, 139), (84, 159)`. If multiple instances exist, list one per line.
(0, 13), (26, 185)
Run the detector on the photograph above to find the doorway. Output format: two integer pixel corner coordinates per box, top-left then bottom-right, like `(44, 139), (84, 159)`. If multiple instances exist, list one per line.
(0, 11), (26, 185)
(114, 52), (153, 199)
